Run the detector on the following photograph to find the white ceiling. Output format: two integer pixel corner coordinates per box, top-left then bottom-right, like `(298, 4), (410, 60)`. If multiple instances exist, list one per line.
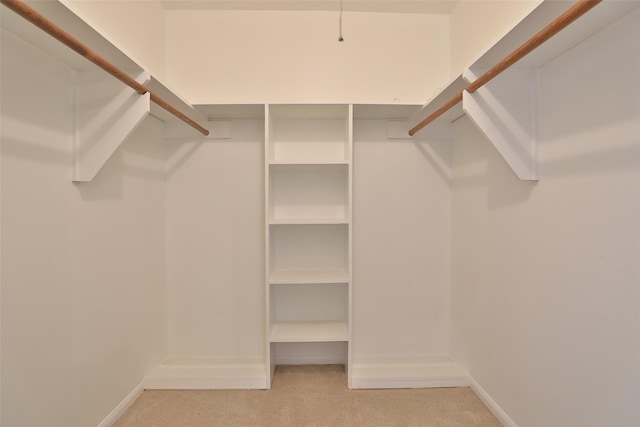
(161, 0), (459, 14)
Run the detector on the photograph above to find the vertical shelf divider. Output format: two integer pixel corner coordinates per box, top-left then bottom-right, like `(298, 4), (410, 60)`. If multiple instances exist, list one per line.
(347, 104), (354, 388)
(264, 104), (276, 386)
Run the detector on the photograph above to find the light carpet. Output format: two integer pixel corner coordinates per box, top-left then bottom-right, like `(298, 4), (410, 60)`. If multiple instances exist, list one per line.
(114, 365), (502, 427)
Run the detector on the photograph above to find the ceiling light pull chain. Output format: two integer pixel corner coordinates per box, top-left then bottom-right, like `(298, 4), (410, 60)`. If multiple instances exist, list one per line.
(338, 0), (344, 42)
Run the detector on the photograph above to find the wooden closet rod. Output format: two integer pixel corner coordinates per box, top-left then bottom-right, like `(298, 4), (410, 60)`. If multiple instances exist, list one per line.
(408, 0), (602, 137)
(1, 0), (210, 136)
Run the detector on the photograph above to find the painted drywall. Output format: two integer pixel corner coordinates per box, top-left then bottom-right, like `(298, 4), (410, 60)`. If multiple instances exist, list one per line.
(449, 0), (541, 78)
(165, 122), (265, 360)
(1, 28), (74, 427)
(451, 8), (640, 427)
(353, 120), (451, 361)
(70, 117), (167, 427)
(61, 0), (168, 81)
(165, 10), (450, 104)
(1, 30), (167, 427)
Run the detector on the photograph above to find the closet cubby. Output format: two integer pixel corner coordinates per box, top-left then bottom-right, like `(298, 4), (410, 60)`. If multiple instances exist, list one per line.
(265, 104), (353, 387)
(269, 283), (348, 342)
(269, 164), (349, 224)
(268, 104), (350, 163)
(269, 224), (348, 281)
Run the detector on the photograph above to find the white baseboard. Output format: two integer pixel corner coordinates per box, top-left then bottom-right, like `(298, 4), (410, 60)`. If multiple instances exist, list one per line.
(144, 359), (268, 389)
(350, 356), (469, 389)
(97, 380), (144, 427)
(275, 354), (345, 365)
(274, 342), (346, 365)
(469, 377), (518, 427)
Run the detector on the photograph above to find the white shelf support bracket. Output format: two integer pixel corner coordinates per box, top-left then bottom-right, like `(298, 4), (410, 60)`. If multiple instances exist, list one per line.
(72, 70), (151, 182)
(462, 67), (539, 181)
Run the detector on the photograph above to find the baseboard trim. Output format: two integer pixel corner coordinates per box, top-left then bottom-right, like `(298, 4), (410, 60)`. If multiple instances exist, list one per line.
(144, 360), (268, 390)
(275, 354), (345, 365)
(274, 342), (346, 366)
(469, 377), (518, 427)
(97, 380), (144, 427)
(350, 357), (469, 389)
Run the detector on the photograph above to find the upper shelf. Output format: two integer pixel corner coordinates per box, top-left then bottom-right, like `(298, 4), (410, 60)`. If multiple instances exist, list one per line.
(352, 104), (423, 120)
(195, 104), (266, 120)
(0, 0), (205, 131)
(471, 0), (639, 71)
(1, 0), (140, 73)
(269, 104), (349, 120)
(410, 0), (640, 132)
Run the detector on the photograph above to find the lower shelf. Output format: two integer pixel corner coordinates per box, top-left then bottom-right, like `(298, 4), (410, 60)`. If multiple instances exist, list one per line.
(270, 321), (348, 343)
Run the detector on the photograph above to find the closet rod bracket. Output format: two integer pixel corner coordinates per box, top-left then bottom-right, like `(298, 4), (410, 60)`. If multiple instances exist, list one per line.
(72, 70), (150, 182)
(462, 67), (539, 181)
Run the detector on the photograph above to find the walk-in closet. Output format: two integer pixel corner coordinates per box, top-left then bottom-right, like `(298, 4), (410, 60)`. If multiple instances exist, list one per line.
(1, 1), (638, 426)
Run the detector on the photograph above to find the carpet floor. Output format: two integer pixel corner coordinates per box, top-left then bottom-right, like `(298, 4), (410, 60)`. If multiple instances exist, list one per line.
(113, 365), (502, 427)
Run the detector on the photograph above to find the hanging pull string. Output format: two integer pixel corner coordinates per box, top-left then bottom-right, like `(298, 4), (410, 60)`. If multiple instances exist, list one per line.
(338, 0), (344, 42)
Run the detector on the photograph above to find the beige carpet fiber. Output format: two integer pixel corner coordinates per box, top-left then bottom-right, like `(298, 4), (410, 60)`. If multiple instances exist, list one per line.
(114, 365), (502, 427)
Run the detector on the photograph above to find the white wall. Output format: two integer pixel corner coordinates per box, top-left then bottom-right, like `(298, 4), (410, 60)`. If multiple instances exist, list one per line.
(1, 30), (167, 427)
(70, 118), (167, 427)
(61, 0), (168, 80)
(353, 121), (451, 361)
(1, 28), (74, 427)
(59, 3), (452, 105)
(451, 8), (640, 427)
(449, 0), (541, 77)
(165, 123), (265, 360)
(165, 10), (450, 104)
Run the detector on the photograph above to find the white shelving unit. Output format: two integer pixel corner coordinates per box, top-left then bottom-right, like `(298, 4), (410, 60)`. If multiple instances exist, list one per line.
(265, 104), (353, 387)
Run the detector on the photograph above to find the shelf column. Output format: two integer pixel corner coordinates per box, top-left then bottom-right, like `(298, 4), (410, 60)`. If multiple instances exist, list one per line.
(265, 104), (352, 387)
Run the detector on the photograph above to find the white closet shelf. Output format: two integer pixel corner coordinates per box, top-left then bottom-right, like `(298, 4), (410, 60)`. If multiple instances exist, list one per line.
(353, 104), (423, 120)
(270, 321), (348, 343)
(268, 104), (349, 119)
(411, 0), (639, 132)
(2, 1), (136, 73)
(467, 0), (639, 71)
(269, 160), (350, 165)
(194, 104), (266, 119)
(269, 218), (349, 225)
(1, 0), (208, 181)
(269, 269), (349, 284)
(2, 1), (205, 127)
(409, 0), (639, 180)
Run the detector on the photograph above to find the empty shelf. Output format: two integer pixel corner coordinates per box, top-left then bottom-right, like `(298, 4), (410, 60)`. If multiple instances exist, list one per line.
(270, 321), (348, 342)
(269, 269), (349, 284)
